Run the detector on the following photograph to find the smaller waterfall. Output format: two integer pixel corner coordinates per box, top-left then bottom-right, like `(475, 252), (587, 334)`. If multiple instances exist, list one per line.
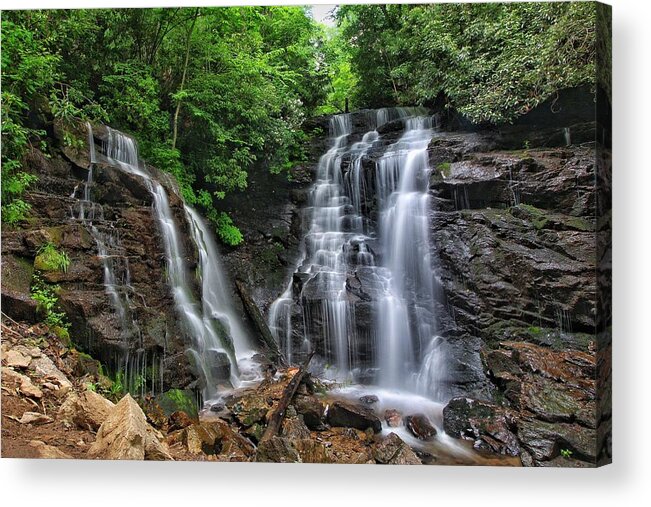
(71, 123), (148, 393)
(101, 127), (259, 402)
(87, 121), (97, 164)
(185, 207), (262, 391)
(76, 123), (139, 345)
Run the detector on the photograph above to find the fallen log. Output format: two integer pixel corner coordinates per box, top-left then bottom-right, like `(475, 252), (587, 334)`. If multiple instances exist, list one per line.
(235, 279), (285, 367)
(260, 351), (314, 443)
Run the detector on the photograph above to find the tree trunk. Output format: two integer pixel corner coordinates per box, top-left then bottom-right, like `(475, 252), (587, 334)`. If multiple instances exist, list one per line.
(235, 279), (285, 367)
(171, 8), (198, 150)
(259, 351), (314, 443)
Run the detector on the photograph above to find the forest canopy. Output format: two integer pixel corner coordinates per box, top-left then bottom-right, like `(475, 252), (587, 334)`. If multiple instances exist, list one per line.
(1, 3), (601, 243)
(336, 2), (599, 123)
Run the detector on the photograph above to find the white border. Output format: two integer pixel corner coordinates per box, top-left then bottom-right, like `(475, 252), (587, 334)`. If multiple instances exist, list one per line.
(2, 1), (650, 505)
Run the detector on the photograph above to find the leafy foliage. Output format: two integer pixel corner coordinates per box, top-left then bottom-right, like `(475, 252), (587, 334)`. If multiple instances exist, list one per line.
(0, 15), (57, 225)
(30, 275), (70, 330)
(1, 4), (602, 240)
(1, 7), (329, 243)
(35, 242), (71, 273)
(336, 3), (598, 123)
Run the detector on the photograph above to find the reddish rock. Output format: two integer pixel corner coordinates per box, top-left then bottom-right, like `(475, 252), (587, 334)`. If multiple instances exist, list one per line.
(384, 409), (403, 428)
(405, 414), (437, 441)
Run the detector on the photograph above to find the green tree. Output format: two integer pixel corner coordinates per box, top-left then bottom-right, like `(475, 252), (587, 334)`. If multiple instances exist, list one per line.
(336, 2), (597, 123)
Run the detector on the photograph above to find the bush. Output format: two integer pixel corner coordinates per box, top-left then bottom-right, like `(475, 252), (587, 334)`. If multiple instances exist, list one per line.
(30, 275), (70, 330)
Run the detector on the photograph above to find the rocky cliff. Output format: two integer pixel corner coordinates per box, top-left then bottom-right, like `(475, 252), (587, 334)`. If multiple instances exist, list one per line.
(2, 122), (199, 393)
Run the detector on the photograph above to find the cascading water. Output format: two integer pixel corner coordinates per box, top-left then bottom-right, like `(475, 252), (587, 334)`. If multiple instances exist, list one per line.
(185, 207), (261, 392)
(269, 112), (383, 377)
(375, 116), (444, 398)
(98, 126), (260, 402)
(269, 108), (445, 399)
(70, 124), (149, 394)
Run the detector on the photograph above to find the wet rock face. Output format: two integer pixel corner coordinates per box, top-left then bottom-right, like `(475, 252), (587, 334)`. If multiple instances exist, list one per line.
(426, 132), (599, 402)
(443, 340), (599, 466)
(405, 414), (437, 441)
(431, 144), (597, 339)
(326, 400), (382, 433)
(1, 143), (196, 393)
(372, 432), (422, 465)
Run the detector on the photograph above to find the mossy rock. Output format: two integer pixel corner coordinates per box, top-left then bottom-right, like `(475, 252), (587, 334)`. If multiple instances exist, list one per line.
(437, 161), (452, 178)
(52, 325), (71, 347)
(232, 394), (270, 427)
(156, 389), (199, 420)
(563, 216), (594, 232)
(244, 422), (265, 443)
(512, 204), (594, 233)
(34, 244), (70, 273)
(70, 348), (103, 377)
(513, 204), (550, 230)
(1, 255), (34, 294)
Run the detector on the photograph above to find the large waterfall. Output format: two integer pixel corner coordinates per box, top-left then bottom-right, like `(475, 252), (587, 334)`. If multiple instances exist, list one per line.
(269, 108), (445, 400)
(84, 126), (260, 402)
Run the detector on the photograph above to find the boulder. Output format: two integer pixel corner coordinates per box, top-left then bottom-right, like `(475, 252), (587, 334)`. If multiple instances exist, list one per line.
(405, 414), (437, 441)
(231, 394), (271, 427)
(326, 400), (382, 433)
(292, 439), (331, 463)
(372, 433), (422, 465)
(205, 350), (232, 383)
(58, 390), (115, 431)
(281, 416), (312, 440)
(1, 255), (38, 323)
(29, 440), (73, 459)
(293, 394), (326, 430)
(384, 409), (403, 428)
(517, 419), (597, 464)
(88, 394), (172, 460)
(256, 436), (301, 463)
(443, 397), (520, 456)
(359, 394), (379, 405)
(3, 349), (32, 369)
(2, 368), (43, 399)
(168, 410), (194, 432)
(19, 412), (53, 425)
(180, 419), (254, 459)
(255, 436), (330, 463)
(29, 355), (72, 396)
(184, 424), (219, 455)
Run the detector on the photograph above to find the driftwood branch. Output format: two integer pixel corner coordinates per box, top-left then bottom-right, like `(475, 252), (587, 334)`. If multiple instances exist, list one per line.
(260, 351), (314, 443)
(234, 279), (285, 367)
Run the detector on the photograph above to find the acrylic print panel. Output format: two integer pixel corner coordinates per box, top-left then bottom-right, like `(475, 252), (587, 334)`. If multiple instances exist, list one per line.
(0, 1), (611, 467)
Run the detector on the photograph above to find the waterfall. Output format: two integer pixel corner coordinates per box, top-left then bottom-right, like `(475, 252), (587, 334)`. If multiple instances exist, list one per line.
(71, 123), (149, 394)
(98, 126), (259, 402)
(78, 124), (137, 342)
(375, 115), (443, 398)
(269, 108), (446, 399)
(185, 207), (261, 391)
